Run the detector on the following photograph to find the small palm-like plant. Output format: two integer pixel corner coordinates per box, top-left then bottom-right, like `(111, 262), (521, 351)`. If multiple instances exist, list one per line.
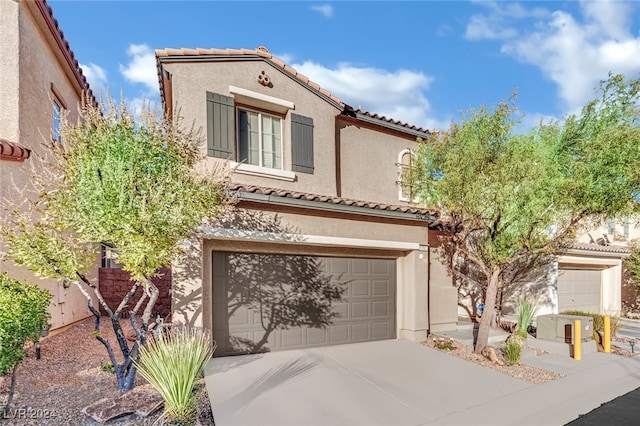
(134, 327), (215, 424)
(515, 297), (539, 339)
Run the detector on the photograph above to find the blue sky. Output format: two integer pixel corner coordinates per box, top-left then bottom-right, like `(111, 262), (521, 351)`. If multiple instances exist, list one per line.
(50, 0), (640, 132)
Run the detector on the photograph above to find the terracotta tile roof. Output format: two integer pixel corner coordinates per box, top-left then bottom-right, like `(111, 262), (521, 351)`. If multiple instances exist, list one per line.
(36, 0), (96, 105)
(568, 242), (631, 255)
(229, 183), (438, 219)
(354, 109), (433, 134)
(155, 46), (434, 135)
(0, 139), (30, 162)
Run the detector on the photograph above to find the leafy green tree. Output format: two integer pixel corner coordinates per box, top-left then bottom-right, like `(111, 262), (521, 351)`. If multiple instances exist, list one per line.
(0, 273), (51, 412)
(412, 74), (640, 353)
(2, 97), (226, 391)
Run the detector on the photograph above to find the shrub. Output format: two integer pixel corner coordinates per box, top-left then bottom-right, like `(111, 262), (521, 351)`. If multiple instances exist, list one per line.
(432, 336), (458, 351)
(134, 327), (215, 424)
(100, 362), (115, 373)
(502, 336), (522, 366)
(562, 310), (621, 343)
(515, 297), (539, 339)
(0, 273), (51, 411)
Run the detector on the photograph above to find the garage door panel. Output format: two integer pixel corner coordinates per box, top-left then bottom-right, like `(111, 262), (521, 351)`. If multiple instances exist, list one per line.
(351, 323), (370, 341)
(352, 302), (370, 318)
(373, 301), (391, 317)
(373, 280), (391, 296)
(333, 302), (349, 318)
(330, 324), (349, 343)
(281, 329), (303, 348)
(307, 328), (329, 345)
(228, 307), (251, 326)
(352, 280), (369, 296)
(351, 258), (370, 274)
(558, 269), (601, 313)
(372, 259), (392, 275)
(373, 322), (391, 338)
(213, 252), (396, 356)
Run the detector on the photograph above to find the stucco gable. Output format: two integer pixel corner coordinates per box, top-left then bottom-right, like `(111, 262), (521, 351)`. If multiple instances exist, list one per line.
(155, 46), (434, 137)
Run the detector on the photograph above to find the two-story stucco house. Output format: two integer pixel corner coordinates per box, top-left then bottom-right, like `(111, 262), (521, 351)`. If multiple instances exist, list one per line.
(156, 46), (459, 356)
(0, 0), (96, 332)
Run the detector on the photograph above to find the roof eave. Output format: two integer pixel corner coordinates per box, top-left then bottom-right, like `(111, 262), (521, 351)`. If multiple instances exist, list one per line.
(234, 188), (438, 223)
(31, 0), (96, 106)
(562, 247), (631, 258)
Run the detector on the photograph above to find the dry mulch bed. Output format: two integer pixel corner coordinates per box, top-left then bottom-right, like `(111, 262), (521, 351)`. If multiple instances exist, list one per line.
(0, 317), (212, 425)
(424, 333), (638, 385)
(424, 336), (565, 384)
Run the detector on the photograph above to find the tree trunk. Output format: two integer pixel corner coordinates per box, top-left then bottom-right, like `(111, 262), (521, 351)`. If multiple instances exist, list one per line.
(474, 269), (501, 354)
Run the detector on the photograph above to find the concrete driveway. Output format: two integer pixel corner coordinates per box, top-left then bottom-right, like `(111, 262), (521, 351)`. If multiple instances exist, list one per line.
(204, 339), (531, 426)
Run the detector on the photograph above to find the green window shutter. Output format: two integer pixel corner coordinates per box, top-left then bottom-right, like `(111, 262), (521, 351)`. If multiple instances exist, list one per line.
(206, 92), (235, 159)
(291, 113), (314, 174)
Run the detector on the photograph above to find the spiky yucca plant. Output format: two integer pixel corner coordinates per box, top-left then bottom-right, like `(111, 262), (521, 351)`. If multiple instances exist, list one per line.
(134, 327), (215, 424)
(515, 297), (539, 339)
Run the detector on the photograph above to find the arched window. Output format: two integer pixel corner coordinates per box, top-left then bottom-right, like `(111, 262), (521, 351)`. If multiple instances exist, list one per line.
(397, 149), (414, 202)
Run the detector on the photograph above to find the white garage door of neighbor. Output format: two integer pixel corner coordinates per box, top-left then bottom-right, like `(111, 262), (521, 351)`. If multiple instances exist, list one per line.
(557, 268), (602, 313)
(212, 252), (397, 356)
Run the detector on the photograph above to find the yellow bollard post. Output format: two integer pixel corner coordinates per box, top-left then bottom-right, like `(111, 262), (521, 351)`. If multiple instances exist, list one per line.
(604, 315), (611, 353)
(574, 319), (581, 361)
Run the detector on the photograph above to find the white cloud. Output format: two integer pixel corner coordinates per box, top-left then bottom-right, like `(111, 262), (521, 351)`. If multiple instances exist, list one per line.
(465, 1), (550, 41)
(80, 62), (108, 95)
(311, 4), (334, 18)
(291, 61), (449, 131)
(466, 15), (518, 40)
(501, 3), (640, 113)
(119, 44), (158, 93)
(272, 52), (295, 64)
(468, 1), (640, 113)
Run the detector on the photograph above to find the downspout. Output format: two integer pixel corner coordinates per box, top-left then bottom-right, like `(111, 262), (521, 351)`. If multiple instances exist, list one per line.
(334, 118), (342, 197)
(426, 227), (431, 335)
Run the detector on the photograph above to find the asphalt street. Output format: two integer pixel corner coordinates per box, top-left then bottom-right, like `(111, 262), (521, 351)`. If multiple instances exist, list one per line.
(566, 385), (640, 425)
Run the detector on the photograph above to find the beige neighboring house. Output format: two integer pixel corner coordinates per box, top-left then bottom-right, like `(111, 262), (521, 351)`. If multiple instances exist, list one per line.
(0, 0), (96, 332)
(156, 46), (458, 356)
(456, 229), (630, 322)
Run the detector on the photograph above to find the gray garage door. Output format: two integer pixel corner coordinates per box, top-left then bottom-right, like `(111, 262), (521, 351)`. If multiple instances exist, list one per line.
(212, 252), (396, 356)
(557, 269), (602, 313)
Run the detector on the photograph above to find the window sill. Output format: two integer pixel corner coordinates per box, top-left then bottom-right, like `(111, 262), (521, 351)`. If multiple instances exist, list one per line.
(230, 161), (296, 181)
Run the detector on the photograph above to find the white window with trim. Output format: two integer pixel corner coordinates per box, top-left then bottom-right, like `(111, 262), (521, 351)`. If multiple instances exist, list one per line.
(238, 109), (282, 169)
(53, 98), (63, 143)
(397, 148), (415, 202)
(206, 88), (314, 181)
(51, 83), (66, 143)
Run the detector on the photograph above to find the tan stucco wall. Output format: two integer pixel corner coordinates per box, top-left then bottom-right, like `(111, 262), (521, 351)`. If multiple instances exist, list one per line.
(397, 250), (429, 340)
(163, 60), (341, 196)
(229, 207), (429, 245)
(427, 231), (457, 332)
(0, 1), (94, 330)
(338, 123), (419, 205)
(0, 0), (20, 142)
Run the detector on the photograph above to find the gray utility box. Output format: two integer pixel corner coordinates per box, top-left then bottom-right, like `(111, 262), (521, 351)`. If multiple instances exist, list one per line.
(536, 314), (593, 343)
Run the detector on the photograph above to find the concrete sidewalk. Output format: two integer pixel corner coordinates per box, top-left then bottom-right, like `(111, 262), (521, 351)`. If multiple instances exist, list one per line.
(205, 338), (640, 426)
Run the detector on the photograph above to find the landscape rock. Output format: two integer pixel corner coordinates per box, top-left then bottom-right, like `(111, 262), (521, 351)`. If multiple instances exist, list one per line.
(82, 384), (163, 423)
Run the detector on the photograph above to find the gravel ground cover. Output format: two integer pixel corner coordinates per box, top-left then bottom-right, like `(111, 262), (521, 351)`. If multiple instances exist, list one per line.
(0, 317), (212, 426)
(425, 332), (638, 384)
(424, 336), (565, 384)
